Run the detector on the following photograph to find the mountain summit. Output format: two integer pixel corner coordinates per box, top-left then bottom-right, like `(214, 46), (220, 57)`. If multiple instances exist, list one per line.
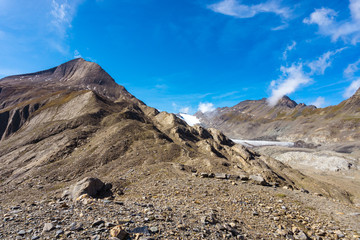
(0, 58), (137, 108)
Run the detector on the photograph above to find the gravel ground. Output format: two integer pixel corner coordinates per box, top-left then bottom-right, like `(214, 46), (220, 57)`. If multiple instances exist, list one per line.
(1, 174), (360, 240)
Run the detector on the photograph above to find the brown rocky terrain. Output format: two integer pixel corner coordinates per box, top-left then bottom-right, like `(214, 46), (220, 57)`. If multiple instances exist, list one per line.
(195, 93), (360, 145)
(0, 59), (359, 239)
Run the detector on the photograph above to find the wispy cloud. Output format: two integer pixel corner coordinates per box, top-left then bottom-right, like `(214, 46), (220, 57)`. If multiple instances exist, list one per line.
(307, 48), (345, 75)
(74, 49), (82, 58)
(50, 0), (83, 38)
(268, 63), (312, 106)
(212, 91), (239, 99)
(272, 22), (289, 31)
(304, 0), (360, 44)
(198, 102), (216, 113)
(208, 0), (291, 19)
(344, 58), (360, 78)
(282, 41), (296, 60)
(269, 48), (343, 106)
(310, 96), (325, 107)
(343, 78), (360, 97)
(179, 107), (190, 114)
(343, 58), (360, 98)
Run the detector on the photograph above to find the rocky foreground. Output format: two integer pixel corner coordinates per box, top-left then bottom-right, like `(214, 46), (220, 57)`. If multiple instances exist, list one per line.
(1, 174), (360, 240)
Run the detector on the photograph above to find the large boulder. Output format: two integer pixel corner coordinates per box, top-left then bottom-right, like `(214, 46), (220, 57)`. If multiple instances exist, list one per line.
(63, 177), (112, 201)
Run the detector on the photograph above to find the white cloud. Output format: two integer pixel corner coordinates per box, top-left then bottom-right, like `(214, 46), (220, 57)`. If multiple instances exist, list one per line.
(303, 8), (337, 26)
(344, 58), (360, 77)
(270, 48), (346, 105)
(307, 48), (345, 75)
(282, 41), (296, 60)
(268, 63), (312, 106)
(208, 0), (291, 19)
(343, 78), (360, 97)
(198, 102), (216, 113)
(310, 96), (325, 107)
(50, 0), (83, 37)
(304, 0), (360, 44)
(179, 107), (190, 114)
(74, 49), (82, 58)
(271, 22), (289, 31)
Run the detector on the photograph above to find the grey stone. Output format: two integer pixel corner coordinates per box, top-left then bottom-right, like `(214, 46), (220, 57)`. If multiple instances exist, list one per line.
(215, 173), (228, 179)
(131, 226), (150, 235)
(43, 223), (55, 232)
(249, 175), (267, 185)
(17, 230), (26, 235)
(92, 220), (105, 228)
(335, 230), (345, 238)
(149, 226), (159, 233)
(69, 222), (83, 231)
(63, 177), (110, 201)
(31, 236), (40, 240)
(55, 229), (64, 237)
(295, 231), (310, 240)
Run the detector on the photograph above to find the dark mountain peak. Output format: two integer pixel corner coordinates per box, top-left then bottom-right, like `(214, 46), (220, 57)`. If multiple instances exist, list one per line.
(51, 58), (116, 86)
(0, 59), (138, 105)
(275, 95), (298, 108)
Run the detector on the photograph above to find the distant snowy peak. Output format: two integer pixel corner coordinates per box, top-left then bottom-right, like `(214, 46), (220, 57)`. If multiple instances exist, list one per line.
(179, 113), (201, 126)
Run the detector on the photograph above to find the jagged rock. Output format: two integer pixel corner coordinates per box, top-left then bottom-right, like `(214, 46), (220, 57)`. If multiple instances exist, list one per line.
(42, 223), (54, 232)
(294, 230), (310, 240)
(249, 175), (267, 185)
(110, 225), (128, 239)
(63, 177), (112, 201)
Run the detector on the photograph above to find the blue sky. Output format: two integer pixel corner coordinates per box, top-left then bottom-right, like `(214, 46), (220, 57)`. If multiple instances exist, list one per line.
(1, 0), (360, 113)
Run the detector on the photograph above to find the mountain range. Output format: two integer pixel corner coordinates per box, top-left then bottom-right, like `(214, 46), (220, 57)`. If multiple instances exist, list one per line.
(196, 92), (360, 145)
(0, 58), (352, 203)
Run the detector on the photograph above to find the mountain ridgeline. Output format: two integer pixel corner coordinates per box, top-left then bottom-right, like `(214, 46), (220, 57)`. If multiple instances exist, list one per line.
(195, 93), (360, 145)
(0, 58), (353, 205)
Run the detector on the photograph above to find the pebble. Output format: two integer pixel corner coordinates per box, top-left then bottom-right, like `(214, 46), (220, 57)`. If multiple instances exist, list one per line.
(42, 223), (54, 232)
(149, 226), (159, 233)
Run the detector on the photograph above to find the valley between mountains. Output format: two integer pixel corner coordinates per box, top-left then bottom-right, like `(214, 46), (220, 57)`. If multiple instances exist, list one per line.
(0, 59), (359, 239)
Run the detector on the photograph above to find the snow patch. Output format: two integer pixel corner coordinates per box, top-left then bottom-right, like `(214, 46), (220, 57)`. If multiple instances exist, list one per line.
(179, 113), (201, 126)
(232, 139), (294, 147)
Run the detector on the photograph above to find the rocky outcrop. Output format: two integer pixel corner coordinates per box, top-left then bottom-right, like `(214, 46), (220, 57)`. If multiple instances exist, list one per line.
(0, 103), (41, 140)
(62, 177), (112, 201)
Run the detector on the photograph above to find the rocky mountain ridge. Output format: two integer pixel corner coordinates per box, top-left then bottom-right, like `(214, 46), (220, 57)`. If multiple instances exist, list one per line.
(196, 93), (360, 145)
